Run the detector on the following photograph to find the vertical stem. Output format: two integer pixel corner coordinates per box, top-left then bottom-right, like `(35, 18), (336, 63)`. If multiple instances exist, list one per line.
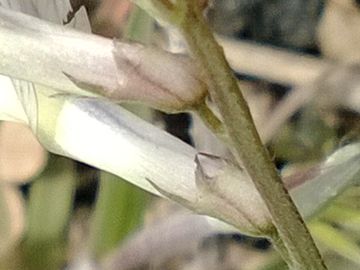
(177, 3), (326, 270)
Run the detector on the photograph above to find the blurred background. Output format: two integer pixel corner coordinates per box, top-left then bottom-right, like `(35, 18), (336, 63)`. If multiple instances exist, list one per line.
(1, 0), (360, 269)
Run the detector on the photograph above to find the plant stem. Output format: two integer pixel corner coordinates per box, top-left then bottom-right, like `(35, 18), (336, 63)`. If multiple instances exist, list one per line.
(195, 102), (226, 140)
(270, 231), (293, 268)
(177, 3), (327, 269)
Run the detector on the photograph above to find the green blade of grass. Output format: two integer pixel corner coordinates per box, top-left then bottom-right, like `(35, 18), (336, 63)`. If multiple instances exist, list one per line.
(22, 155), (76, 270)
(88, 171), (149, 258)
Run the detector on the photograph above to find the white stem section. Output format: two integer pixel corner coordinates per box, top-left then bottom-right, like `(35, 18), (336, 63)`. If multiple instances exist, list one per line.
(0, 7), (206, 112)
(0, 76), (28, 123)
(55, 97), (197, 197)
(1, 76), (360, 233)
(13, 83), (270, 235)
(0, 7), (112, 97)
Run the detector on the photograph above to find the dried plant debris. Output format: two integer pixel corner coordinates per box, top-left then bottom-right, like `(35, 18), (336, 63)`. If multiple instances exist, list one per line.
(0, 122), (47, 183)
(317, 0), (360, 63)
(104, 200), (272, 270)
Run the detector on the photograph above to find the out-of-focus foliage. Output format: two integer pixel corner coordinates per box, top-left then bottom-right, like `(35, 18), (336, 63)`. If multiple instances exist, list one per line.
(209, 0), (324, 50)
(0, 0), (360, 270)
(0, 122), (47, 183)
(317, 0), (360, 63)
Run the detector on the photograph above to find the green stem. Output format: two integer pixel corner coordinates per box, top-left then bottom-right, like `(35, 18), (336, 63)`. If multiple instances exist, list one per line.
(176, 3), (326, 270)
(195, 102), (226, 140)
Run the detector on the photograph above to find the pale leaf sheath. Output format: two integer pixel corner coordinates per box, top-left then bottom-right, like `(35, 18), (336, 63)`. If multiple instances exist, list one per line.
(0, 7), (206, 112)
(1, 84), (360, 235)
